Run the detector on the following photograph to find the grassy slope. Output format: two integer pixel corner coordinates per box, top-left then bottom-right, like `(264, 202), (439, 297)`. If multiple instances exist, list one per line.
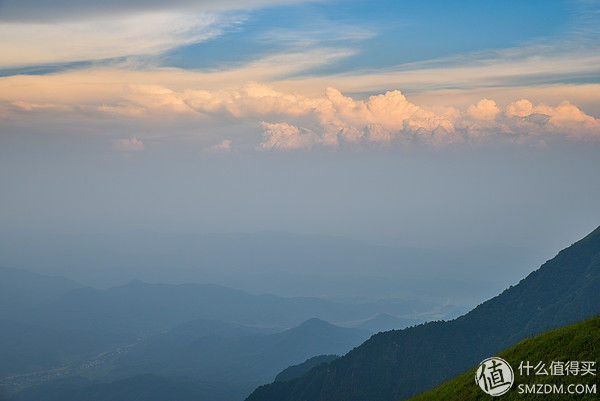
(410, 315), (600, 400)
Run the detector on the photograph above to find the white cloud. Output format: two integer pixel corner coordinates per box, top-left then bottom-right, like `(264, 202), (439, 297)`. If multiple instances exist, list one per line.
(505, 99), (534, 118)
(0, 11), (231, 68)
(114, 137), (145, 151)
(1, 64), (599, 150)
(467, 99), (500, 121)
(252, 88), (600, 149)
(258, 122), (320, 151)
(204, 139), (233, 153)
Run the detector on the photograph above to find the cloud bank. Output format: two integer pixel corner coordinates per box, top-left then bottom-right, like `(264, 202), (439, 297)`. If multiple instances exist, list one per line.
(250, 88), (600, 150)
(3, 75), (599, 150)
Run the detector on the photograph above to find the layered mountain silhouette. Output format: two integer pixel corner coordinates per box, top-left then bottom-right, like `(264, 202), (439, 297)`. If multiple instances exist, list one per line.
(15, 279), (438, 337)
(246, 225), (600, 401)
(113, 318), (368, 384)
(3, 319), (367, 401)
(0, 267), (438, 380)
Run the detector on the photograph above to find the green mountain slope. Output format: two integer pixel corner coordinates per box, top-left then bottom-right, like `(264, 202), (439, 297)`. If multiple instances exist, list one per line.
(246, 225), (600, 401)
(411, 315), (599, 400)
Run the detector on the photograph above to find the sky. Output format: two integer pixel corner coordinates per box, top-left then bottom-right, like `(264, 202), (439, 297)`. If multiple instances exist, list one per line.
(1, 0), (599, 290)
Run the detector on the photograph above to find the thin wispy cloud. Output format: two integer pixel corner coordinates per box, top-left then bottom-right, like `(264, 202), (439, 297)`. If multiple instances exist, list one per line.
(256, 24), (376, 48)
(309, 45), (600, 94)
(0, 0), (310, 22)
(0, 11), (236, 68)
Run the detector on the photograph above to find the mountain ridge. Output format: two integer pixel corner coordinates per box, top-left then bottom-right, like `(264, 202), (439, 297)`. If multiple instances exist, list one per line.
(246, 225), (600, 401)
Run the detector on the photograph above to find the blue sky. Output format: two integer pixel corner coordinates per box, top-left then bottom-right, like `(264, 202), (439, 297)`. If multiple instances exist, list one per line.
(162, 0), (571, 74)
(0, 0), (577, 78)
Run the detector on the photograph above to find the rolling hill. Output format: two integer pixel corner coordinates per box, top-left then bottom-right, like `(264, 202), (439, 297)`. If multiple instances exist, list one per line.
(246, 225), (600, 401)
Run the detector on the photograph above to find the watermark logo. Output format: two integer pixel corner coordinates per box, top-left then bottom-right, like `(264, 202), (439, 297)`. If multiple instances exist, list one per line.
(476, 357), (514, 396)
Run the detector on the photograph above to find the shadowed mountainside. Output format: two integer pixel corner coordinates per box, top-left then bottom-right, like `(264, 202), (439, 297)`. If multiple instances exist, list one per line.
(274, 355), (338, 383)
(410, 315), (600, 400)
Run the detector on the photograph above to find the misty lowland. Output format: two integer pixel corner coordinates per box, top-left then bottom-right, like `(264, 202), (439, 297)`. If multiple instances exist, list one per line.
(1, 226), (599, 401)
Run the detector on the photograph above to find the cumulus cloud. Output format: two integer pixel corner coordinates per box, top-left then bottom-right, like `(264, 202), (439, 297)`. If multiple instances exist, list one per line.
(250, 89), (600, 149)
(467, 99), (500, 121)
(204, 139), (233, 153)
(258, 122), (320, 151)
(1, 67), (599, 150)
(114, 137), (145, 151)
(505, 99), (534, 117)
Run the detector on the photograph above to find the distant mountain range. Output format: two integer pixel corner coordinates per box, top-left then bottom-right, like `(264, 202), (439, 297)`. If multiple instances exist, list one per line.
(2, 318), (368, 401)
(410, 314), (600, 400)
(0, 267), (441, 380)
(3, 226), (597, 401)
(0, 266), (383, 400)
(1, 231), (543, 303)
(113, 318), (369, 385)
(38, 280), (431, 333)
(246, 225), (600, 401)
(0, 266), (439, 334)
